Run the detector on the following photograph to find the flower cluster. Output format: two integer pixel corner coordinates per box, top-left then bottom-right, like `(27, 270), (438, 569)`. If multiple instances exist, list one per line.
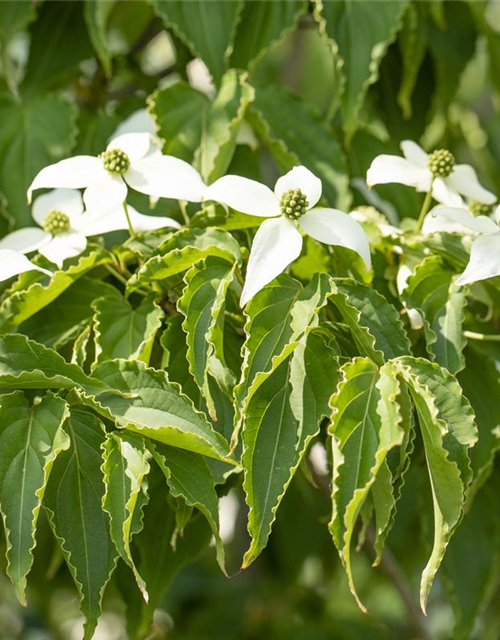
(0, 111), (372, 306)
(2, 119), (499, 306)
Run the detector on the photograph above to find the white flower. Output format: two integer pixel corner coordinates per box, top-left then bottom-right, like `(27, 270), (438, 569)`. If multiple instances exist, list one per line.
(423, 205), (500, 286)
(0, 249), (51, 282)
(367, 140), (496, 207)
(0, 189), (180, 267)
(205, 166), (371, 306)
(27, 132), (207, 215)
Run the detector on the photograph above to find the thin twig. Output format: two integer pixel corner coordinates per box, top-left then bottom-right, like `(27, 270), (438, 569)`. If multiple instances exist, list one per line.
(365, 527), (434, 640)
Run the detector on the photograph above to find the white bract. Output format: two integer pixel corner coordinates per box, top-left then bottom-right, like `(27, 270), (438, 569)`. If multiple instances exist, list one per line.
(0, 249), (51, 282)
(205, 166), (371, 306)
(423, 205), (500, 286)
(0, 189), (180, 267)
(28, 132), (207, 214)
(367, 140), (496, 207)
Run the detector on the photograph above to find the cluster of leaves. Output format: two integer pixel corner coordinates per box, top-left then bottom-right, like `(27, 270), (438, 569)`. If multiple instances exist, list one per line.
(2, 1), (500, 640)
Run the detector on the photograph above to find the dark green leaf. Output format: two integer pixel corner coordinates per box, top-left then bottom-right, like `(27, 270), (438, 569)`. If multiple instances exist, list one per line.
(44, 409), (118, 640)
(0, 392), (69, 604)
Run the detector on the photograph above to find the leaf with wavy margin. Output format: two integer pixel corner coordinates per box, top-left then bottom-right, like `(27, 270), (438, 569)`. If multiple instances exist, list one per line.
(328, 358), (406, 611)
(393, 356), (477, 612)
(242, 330), (340, 567)
(44, 409), (118, 640)
(178, 255), (236, 419)
(0, 391), (69, 604)
(102, 431), (150, 600)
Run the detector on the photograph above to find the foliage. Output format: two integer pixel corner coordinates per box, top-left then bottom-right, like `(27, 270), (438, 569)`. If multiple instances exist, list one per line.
(1, 2), (500, 640)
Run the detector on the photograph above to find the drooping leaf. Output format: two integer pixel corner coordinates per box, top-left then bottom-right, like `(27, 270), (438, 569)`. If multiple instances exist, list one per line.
(404, 256), (467, 374)
(230, 0), (307, 71)
(0, 249), (112, 331)
(127, 227), (241, 294)
(102, 431), (150, 599)
(328, 358), (406, 611)
(248, 84), (351, 210)
(178, 255), (236, 418)
(0, 392), (69, 604)
(242, 330), (340, 567)
(44, 409), (118, 640)
(397, 3), (428, 118)
(151, 443), (225, 571)
(84, 0), (115, 76)
(151, 0), (243, 84)
(0, 91), (78, 228)
(394, 356), (477, 612)
(93, 291), (163, 365)
(315, 0), (408, 137)
(87, 359), (233, 462)
(427, 1), (478, 108)
(118, 470), (212, 640)
(330, 279), (411, 365)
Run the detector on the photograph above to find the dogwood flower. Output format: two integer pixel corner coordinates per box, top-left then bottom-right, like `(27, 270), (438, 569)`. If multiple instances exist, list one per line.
(205, 166), (371, 306)
(423, 204), (500, 286)
(367, 141), (496, 207)
(0, 189), (180, 267)
(27, 132), (207, 215)
(0, 249), (51, 282)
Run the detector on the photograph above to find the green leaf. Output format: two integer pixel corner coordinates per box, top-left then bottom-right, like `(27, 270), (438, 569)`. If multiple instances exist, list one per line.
(0, 392), (69, 604)
(127, 227), (241, 294)
(195, 70), (254, 182)
(88, 359), (233, 462)
(0, 249), (112, 331)
(149, 83), (209, 162)
(404, 256), (466, 374)
(442, 474), (500, 640)
(151, 0), (243, 84)
(93, 291), (163, 365)
(151, 443), (225, 571)
(118, 470), (212, 640)
(84, 0), (115, 76)
(328, 358), (406, 611)
(22, 0), (93, 95)
(427, 1), (478, 107)
(315, 0), (408, 138)
(19, 277), (117, 349)
(0, 334), (104, 392)
(0, 91), (77, 228)
(102, 432), (150, 600)
(178, 255), (236, 418)
(150, 70), (253, 181)
(394, 356), (477, 612)
(248, 84), (351, 210)
(234, 273), (334, 447)
(397, 3), (428, 118)
(0, 1), (37, 42)
(242, 331), (340, 567)
(230, 0), (307, 70)
(44, 409), (118, 640)
(330, 279), (411, 365)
